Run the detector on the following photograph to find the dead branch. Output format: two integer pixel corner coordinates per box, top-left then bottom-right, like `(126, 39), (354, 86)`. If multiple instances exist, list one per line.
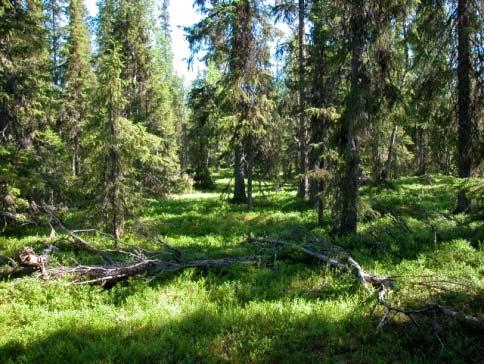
(36, 253), (267, 285)
(248, 237), (483, 330)
(247, 237), (349, 271)
(135, 225), (183, 262)
(377, 288), (483, 329)
(247, 237), (393, 289)
(18, 244), (57, 278)
(40, 206), (115, 264)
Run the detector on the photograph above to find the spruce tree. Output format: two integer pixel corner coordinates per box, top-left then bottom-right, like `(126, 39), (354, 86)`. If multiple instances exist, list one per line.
(0, 0), (54, 216)
(61, 0), (95, 178)
(188, 0), (274, 209)
(455, 0), (473, 212)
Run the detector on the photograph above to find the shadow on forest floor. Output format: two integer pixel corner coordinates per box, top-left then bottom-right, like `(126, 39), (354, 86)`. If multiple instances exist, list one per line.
(1, 174), (483, 363)
(1, 288), (482, 364)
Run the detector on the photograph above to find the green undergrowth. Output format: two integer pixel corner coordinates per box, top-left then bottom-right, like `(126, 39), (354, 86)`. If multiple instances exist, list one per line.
(0, 174), (483, 363)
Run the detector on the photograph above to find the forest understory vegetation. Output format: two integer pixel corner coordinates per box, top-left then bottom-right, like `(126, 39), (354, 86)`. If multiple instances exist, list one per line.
(1, 0), (483, 362)
(1, 172), (483, 363)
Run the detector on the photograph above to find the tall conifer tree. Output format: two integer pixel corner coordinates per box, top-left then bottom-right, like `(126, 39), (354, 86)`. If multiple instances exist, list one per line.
(61, 0), (95, 178)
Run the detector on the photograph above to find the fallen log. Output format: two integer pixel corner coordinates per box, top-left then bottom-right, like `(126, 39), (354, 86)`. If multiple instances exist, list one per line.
(33, 253), (267, 285)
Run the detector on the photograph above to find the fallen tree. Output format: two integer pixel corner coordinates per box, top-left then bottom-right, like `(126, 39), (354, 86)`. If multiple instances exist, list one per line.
(2, 212), (482, 333)
(7, 240), (266, 286)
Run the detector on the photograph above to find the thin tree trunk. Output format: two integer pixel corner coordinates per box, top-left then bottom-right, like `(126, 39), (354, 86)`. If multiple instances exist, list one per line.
(72, 134), (80, 178)
(416, 127), (426, 176)
(455, 0), (472, 213)
(246, 138), (254, 210)
(369, 116), (383, 181)
(339, 0), (366, 234)
(109, 87), (122, 246)
(233, 144), (247, 203)
(180, 122), (189, 172)
(317, 179), (325, 227)
(297, 0), (308, 199)
(308, 123), (321, 206)
(50, 0), (60, 86)
(385, 125), (398, 180)
(111, 148), (122, 246)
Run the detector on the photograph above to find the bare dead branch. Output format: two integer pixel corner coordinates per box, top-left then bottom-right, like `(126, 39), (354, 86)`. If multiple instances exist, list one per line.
(249, 237), (483, 330)
(44, 254), (267, 285)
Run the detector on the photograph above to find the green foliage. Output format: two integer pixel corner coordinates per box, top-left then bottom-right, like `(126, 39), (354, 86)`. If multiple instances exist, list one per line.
(459, 178), (484, 216)
(0, 0), (57, 212)
(1, 175), (483, 363)
(60, 0), (95, 180)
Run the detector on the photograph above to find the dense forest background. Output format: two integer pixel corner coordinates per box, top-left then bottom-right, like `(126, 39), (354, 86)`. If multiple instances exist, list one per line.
(1, 1), (484, 362)
(1, 0), (483, 237)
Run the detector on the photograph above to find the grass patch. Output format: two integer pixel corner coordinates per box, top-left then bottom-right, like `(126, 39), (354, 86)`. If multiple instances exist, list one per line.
(1, 175), (483, 363)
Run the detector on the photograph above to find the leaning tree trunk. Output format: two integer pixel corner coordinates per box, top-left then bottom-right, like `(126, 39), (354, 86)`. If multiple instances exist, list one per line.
(296, 0), (309, 199)
(455, 0), (472, 213)
(233, 144), (247, 203)
(339, 0), (366, 234)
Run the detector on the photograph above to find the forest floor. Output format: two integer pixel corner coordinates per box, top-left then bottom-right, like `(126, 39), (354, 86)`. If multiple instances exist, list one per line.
(0, 173), (483, 363)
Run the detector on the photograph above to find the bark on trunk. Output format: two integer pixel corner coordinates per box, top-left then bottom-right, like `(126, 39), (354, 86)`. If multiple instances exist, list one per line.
(385, 125), (398, 180)
(370, 118), (382, 181)
(109, 87), (123, 246)
(50, 0), (60, 86)
(308, 129), (321, 206)
(339, 0), (366, 234)
(416, 127), (426, 176)
(72, 134), (81, 178)
(246, 139), (254, 210)
(455, 0), (472, 213)
(317, 181), (325, 227)
(233, 144), (247, 203)
(296, 0), (309, 199)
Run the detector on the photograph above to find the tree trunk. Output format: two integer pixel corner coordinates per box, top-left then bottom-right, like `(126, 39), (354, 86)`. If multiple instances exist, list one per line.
(109, 87), (123, 246)
(385, 125), (398, 180)
(49, 0), (61, 86)
(72, 134), (81, 178)
(233, 144), (247, 203)
(308, 124), (321, 206)
(246, 139), (254, 210)
(194, 132), (214, 189)
(339, 0), (366, 234)
(180, 122), (189, 172)
(296, 0), (308, 199)
(111, 146), (122, 246)
(455, 0), (472, 213)
(416, 127), (426, 176)
(370, 117), (382, 180)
